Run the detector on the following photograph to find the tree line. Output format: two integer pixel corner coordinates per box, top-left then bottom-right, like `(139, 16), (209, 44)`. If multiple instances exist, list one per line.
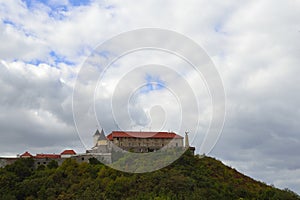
(0, 150), (299, 200)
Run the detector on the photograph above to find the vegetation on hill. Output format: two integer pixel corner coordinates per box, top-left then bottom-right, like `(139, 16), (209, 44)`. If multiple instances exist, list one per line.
(0, 151), (299, 200)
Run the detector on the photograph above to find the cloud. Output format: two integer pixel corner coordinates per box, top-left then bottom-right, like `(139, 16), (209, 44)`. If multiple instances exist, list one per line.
(208, 0), (300, 193)
(0, 0), (299, 194)
(0, 60), (82, 154)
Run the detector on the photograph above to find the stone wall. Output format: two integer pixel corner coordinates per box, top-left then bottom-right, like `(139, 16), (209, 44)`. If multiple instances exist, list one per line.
(0, 157), (18, 168)
(0, 153), (112, 168)
(111, 137), (183, 153)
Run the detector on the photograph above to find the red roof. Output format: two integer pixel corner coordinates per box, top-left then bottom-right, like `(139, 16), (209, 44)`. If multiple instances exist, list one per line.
(34, 154), (61, 159)
(61, 150), (76, 155)
(107, 131), (183, 140)
(20, 151), (33, 158)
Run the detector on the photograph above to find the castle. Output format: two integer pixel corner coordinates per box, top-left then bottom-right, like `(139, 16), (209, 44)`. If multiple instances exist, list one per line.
(89, 129), (186, 153)
(0, 130), (194, 168)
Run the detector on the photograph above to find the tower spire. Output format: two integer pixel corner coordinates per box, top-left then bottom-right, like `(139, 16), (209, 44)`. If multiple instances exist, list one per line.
(93, 129), (101, 147)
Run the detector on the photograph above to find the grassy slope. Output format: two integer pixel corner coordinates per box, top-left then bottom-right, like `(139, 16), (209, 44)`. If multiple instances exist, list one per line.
(0, 151), (299, 200)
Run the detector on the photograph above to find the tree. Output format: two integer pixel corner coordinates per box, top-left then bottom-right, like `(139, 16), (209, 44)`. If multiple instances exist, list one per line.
(47, 160), (58, 169)
(5, 158), (34, 181)
(88, 157), (101, 165)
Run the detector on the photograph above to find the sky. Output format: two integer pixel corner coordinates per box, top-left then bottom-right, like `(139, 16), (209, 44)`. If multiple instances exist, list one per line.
(0, 0), (300, 194)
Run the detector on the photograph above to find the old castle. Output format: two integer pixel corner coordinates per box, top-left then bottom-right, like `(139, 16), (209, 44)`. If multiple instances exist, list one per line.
(90, 129), (188, 152)
(0, 130), (194, 168)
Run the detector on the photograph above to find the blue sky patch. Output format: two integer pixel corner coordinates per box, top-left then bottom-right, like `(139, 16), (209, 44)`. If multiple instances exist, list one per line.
(50, 51), (75, 66)
(22, 0), (91, 12)
(69, 0), (91, 7)
(214, 21), (228, 35)
(140, 74), (165, 93)
(98, 50), (110, 59)
(22, 0), (69, 20)
(26, 59), (45, 66)
(21, 0), (35, 9)
(3, 19), (36, 38)
(48, 6), (68, 20)
(24, 51), (75, 67)
(3, 19), (15, 26)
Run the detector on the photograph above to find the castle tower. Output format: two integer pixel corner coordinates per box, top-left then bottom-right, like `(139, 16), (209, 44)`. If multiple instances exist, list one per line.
(89, 129), (112, 164)
(93, 129), (101, 147)
(185, 131), (189, 148)
(97, 129), (108, 146)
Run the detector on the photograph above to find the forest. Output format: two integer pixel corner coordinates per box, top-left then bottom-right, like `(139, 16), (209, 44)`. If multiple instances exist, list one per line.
(0, 150), (299, 200)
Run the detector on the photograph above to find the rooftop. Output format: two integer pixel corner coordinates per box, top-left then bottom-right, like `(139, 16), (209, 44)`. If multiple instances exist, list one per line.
(20, 151), (33, 158)
(35, 154), (61, 159)
(61, 150), (76, 155)
(107, 131), (183, 140)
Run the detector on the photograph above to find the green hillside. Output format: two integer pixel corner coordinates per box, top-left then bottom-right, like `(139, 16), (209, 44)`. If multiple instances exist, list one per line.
(0, 151), (299, 200)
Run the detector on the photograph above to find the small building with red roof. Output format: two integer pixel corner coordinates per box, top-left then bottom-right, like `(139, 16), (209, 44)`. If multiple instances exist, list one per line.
(20, 151), (33, 158)
(60, 150), (76, 158)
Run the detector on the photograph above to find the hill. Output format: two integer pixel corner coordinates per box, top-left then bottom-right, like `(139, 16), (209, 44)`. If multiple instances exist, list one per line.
(0, 150), (299, 200)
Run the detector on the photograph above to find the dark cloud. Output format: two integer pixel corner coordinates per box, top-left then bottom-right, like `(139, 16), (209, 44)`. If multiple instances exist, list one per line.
(0, 62), (83, 155)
